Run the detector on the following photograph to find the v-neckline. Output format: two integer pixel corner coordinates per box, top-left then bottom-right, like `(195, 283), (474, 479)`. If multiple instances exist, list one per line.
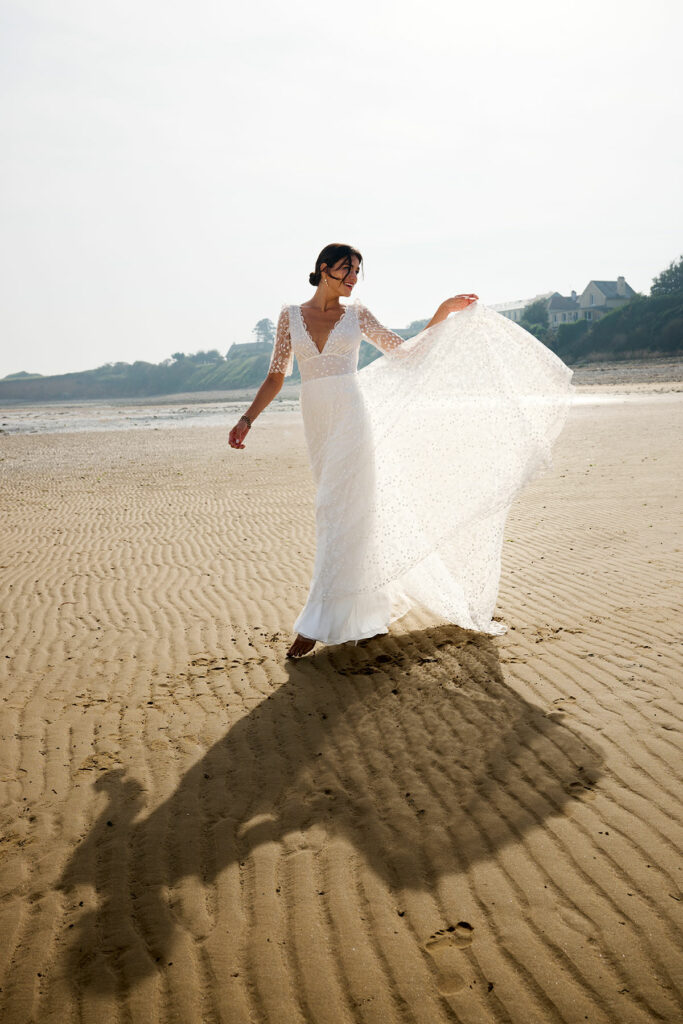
(297, 303), (351, 356)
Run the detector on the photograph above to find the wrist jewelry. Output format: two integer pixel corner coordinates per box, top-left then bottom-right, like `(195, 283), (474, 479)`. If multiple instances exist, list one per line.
(239, 414), (251, 428)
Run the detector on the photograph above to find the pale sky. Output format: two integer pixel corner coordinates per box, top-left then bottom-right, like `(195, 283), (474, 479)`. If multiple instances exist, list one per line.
(1, 0), (681, 378)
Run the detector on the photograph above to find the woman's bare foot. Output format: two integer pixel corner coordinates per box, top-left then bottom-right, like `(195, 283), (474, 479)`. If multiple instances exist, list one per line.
(286, 633), (317, 658)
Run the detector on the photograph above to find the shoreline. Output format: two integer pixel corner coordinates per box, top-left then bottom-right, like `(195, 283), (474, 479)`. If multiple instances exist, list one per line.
(1, 362), (681, 437)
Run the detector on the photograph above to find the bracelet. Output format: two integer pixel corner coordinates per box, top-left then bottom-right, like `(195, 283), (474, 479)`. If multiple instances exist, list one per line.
(239, 414), (252, 428)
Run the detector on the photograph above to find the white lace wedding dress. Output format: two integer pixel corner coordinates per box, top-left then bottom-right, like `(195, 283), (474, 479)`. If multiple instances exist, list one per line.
(268, 298), (574, 645)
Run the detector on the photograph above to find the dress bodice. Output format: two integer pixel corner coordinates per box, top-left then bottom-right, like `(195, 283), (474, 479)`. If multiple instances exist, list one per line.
(267, 300), (407, 383)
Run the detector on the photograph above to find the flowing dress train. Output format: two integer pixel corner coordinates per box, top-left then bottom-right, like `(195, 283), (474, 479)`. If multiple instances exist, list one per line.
(267, 298), (574, 645)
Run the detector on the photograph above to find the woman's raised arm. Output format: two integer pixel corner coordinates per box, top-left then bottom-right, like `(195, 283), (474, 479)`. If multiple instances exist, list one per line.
(358, 295), (478, 354)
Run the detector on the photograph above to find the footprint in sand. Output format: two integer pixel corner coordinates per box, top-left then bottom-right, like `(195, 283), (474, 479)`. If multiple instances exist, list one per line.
(423, 922), (474, 994)
(567, 779), (597, 800)
(566, 766), (600, 801)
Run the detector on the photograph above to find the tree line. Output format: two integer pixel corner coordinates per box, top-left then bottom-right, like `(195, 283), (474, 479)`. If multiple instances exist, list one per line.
(1, 257), (681, 402)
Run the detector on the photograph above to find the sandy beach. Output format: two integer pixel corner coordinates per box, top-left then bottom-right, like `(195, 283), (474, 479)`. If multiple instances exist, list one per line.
(0, 386), (682, 1023)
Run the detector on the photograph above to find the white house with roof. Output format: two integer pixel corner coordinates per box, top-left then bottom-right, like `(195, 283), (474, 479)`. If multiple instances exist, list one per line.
(489, 292), (554, 323)
(492, 277), (638, 328)
(578, 277), (638, 323)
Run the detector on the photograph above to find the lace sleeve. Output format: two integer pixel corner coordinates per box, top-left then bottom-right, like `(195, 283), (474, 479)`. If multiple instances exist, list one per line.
(357, 303), (405, 354)
(268, 305), (294, 377)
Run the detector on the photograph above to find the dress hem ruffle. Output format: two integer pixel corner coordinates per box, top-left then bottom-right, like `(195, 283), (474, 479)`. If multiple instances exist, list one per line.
(292, 557), (509, 647)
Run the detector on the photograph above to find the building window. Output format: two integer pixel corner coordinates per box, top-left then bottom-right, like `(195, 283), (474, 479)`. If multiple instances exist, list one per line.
(590, 294), (594, 305)
(562, 313), (566, 322)
(585, 311), (592, 321)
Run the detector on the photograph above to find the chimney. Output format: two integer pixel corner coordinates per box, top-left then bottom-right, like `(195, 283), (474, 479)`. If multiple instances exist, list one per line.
(571, 289), (577, 301)
(616, 275), (626, 296)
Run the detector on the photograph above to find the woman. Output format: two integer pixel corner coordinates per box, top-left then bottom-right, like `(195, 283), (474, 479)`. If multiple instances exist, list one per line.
(229, 243), (574, 658)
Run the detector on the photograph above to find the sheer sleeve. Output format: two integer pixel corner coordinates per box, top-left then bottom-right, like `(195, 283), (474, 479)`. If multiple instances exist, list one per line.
(357, 303), (406, 354)
(268, 305), (294, 377)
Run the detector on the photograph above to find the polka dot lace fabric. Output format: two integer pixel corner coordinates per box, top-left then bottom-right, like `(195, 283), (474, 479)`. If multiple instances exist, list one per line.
(267, 305), (294, 377)
(268, 299), (575, 645)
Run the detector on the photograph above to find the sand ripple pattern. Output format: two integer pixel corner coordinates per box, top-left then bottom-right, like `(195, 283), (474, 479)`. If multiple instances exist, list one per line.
(0, 401), (682, 1023)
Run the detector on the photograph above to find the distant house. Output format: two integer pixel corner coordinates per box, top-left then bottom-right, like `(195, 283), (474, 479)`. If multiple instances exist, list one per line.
(490, 292), (554, 323)
(547, 290), (580, 326)
(226, 341), (271, 361)
(577, 277), (638, 324)
(492, 276), (637, 328)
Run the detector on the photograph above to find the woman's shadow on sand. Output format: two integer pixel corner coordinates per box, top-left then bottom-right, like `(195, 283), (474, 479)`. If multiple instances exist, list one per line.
(57, 623), (603, 994)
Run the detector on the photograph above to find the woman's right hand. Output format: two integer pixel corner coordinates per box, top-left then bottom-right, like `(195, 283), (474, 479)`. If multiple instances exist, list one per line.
(229, 419), (250, 450)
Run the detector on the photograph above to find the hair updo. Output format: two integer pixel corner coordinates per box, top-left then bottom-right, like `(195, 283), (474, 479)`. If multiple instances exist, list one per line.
(309, 242), (363, 286)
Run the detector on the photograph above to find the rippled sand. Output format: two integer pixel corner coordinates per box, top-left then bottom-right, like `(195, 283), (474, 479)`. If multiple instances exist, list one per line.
(0, 384), (681, 1023)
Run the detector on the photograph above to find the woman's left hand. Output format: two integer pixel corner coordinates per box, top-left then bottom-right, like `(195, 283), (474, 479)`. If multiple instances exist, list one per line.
(228, 419), (250, 449)
(439, 293), (478, 315)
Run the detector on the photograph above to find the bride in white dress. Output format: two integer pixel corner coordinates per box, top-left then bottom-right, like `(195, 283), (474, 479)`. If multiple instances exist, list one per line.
(228, 243), (574, 658)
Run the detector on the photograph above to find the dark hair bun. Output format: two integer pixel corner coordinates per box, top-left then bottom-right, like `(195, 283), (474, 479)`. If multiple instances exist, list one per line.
(309, 270), (320, 286)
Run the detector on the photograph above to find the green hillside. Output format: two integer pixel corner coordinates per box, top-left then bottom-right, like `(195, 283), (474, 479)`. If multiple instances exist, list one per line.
(0, 322), (428, 403)
(550, 292), (683, 364)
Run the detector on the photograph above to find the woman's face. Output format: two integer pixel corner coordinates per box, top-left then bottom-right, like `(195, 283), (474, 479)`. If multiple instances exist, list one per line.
(324, 256), (360, 295)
